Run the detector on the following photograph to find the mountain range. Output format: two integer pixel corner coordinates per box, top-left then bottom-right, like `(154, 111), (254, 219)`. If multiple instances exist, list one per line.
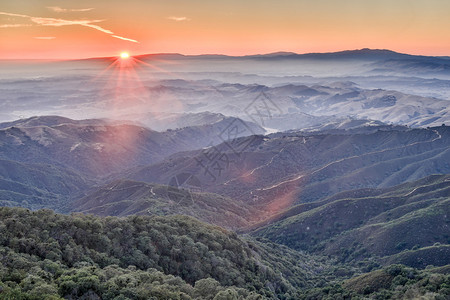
(120, 125), (450, 222)
(1, 49), (450, 128)
(1, 48), (449, 299)
(0, 116), (263, 178)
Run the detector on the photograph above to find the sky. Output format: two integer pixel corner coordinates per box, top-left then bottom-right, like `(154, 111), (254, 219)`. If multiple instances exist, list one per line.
(0, 0), (449, 59)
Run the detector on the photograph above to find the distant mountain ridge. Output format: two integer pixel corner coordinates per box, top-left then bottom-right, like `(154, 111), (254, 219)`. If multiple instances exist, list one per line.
(95, 48), (445, 61)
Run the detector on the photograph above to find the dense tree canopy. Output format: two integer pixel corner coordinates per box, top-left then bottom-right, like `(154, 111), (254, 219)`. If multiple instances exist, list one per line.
(0, 207), (316, 299)
(0, 207), (448, 299)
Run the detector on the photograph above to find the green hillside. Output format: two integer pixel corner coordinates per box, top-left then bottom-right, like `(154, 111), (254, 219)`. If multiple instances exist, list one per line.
(0, 207), (333, 299)
(1, 207), (448, 299)
(298, 264), (450, 299)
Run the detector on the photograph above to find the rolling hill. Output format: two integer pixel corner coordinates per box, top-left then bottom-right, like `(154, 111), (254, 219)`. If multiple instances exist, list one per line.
(122, 125), (450, 221)
(70, 179), (253, 229)
(0, 159), (91, 211)
(250, 174), (450, 267)
(0, 116), (263, 178)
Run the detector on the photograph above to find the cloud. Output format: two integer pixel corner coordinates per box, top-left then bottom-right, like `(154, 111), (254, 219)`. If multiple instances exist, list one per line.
(0, 24), (32, 28)
(0, 11), (29, 18)
(167, 16), (190, 22)
(112, 35), (139, 43)
(34, 36), (56, 40)
(47, 6), (94, 13)
(0, 11), (138, 43)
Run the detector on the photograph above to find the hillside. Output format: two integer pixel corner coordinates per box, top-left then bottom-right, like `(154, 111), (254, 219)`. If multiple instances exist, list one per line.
(70, 179), (253, 229)
(299, 264), (450, 299)
(1, 207), (448, 299)
(0, 116), (263, 178)
(116, 111), (243, 132)
(251, 174), (450, 267)
(122, 126), (450, 221)
(0, 207), (332, 299)
(0, 159), (91, 211)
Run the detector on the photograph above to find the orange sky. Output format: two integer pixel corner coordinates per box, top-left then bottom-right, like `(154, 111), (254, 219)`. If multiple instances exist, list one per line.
(1, 0), (449, 59)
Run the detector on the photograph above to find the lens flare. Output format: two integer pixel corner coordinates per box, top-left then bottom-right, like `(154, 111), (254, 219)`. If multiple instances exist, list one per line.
(120, 52), (129, 59)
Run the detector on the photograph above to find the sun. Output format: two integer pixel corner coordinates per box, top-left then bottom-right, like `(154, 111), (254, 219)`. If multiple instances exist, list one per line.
(120, 52), (130, 59)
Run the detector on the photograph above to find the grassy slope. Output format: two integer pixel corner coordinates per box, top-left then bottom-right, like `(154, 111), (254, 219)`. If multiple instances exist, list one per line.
(71, 179), (254, 229)
(251, 174), (450, 267)
(0, 159), (91, 211)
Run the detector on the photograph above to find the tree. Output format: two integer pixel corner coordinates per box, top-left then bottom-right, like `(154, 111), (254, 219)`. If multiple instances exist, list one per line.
(194, 278), (222, 300)
(213, 288), (239, 300)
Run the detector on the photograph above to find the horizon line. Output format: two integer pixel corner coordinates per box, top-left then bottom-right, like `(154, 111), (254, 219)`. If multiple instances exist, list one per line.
(1, 48), (449, 62)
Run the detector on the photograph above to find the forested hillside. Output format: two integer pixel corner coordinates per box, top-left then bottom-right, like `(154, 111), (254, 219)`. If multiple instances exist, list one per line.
(1, 207), (449, 299)
(0, 207), (330, 299)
